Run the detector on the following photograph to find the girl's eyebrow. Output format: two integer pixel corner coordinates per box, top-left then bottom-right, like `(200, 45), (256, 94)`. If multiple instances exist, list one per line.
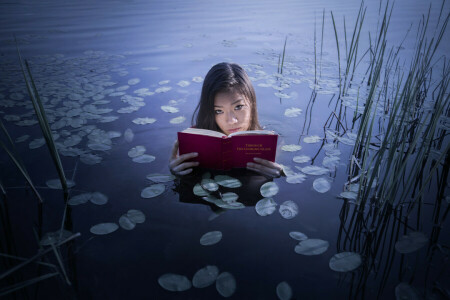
(214, 99), (244, 107)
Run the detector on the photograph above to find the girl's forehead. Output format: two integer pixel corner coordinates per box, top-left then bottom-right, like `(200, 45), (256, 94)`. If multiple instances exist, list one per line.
(214, 90), (247, 103)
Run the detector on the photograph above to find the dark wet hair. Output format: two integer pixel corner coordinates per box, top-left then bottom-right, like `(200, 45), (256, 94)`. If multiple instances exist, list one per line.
(192, 62), (261, 132)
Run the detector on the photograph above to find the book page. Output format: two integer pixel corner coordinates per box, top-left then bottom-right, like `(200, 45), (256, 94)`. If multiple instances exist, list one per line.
(229, 130), (275, 137)
(181, 127), (226, 138)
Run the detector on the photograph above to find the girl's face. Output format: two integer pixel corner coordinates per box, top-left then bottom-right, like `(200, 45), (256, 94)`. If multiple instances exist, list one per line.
(214, 91), (251, 135)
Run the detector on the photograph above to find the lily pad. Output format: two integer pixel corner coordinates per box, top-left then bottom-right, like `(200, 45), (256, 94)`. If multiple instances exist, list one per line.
(313, 178), (331, 193)
(68, 193), (92, 206)
(325, 149), (341, 156)
(303, 135), (322, 143)
(155, 86), (172, 93)
(177, 80), (190, 87)
(161, 105), (179, 113)
(339, 191), (357, 200)
(127, 209), (146, 223)
(329, 252), (362, 272)
(201, 179), (219, 192)
(293, 155), (311, 163)
(395, 283), (421, 300)
(128, 145), (146, 158)
(276, 281), (293, 300)
(46, 179), (76, 189)
(202, 195), (245, 209)
(395, 231), (428, 254)
(40, 229), (73, 246)
(158, 274), (191, 292)
(255, 198), (278, 216)
(141, 184), (166, 198)
(124, 128), (134, 142)
(260, 182), (279, 197)
(132, 154), (156, 163)
(279, 200), (298, 219)
(200, 231), (222, 246)
(299, 165), (329, 175)
(281, 144), (302, 152)
(128, 78), (140, 85)
(192, 265), (219, 288)
(284, 107), (302, 117)
(80, 153), (102, 165)
(119, 214), (136, 230)
(294, 239), (329, 255)
(289, 231), (308, 241)
(222, 192), (239, 203)
(146, 173), (176, 183)
(214, 175), (242, 188)
(90, 223), (119, 235)
(216, 272), (236, 298)
(170, 116), (186, 124)
(286, 172), (307, 184)
(90, 192), (108, 205)
(193, 183), (209, 196)
(192, 76), (203, 83)
(132, 117), (156, 125)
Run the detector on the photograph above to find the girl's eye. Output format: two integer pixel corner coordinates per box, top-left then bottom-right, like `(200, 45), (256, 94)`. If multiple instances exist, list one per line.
(235, 105), (244, 110)
(214, 110), (223, 114)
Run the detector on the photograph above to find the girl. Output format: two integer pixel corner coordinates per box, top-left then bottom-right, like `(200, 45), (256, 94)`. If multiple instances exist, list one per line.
(169, 62), (283, 177)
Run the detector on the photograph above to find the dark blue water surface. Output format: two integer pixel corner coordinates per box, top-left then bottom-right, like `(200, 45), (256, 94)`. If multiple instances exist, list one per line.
(1, 0), (449, 299)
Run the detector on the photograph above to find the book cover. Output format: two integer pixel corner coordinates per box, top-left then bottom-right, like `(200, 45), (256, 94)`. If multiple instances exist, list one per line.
(177, 128), (278, 170)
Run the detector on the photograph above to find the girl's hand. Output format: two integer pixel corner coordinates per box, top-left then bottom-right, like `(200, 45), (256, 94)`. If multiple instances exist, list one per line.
(246, 157), (284, 178)
(169, 140), (199, 176)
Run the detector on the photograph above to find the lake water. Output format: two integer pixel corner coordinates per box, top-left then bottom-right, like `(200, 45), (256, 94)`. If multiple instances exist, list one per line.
(1, 0), (449, 299)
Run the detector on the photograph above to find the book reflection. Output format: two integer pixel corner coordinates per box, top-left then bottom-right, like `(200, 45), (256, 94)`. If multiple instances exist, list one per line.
(173, 169), (271, 209)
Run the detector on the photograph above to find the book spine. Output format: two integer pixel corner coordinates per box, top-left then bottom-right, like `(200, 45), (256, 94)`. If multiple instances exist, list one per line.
(221, 137), (233, 170)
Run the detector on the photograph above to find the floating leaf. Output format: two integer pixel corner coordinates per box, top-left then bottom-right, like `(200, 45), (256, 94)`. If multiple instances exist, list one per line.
(293, 155), (311, 163)
(40, 229), (73, 246)
(286, 172), (307, 184)
(80, 153), (102, 165)
(132, 117), (156, 125)
(158, 274), (192, 292)
(68, 193), (92, 206)
(29, 138), (45, 149)
(299, 165), (329, 175)
(177, 80), (190, 87)
(193, 183), (209, 196)
(192, 265), (219, 288)
(281, 144), (302, 152)
(132, 154), (156, 163)
(128, 78), (140, 85)
(119, 214), (136, 230)
(200, 231), (222, 246)
(216, 272), (236, 298)
(303, 135), (322, 143)
(201, 179), (219, 192)
(395, 232), (428, 254)
(146, 173), (176, 183)
(170, 116), (186, 124)
(141, 184), (165, 198)
(161, 105), (179, 113)
(255, 198), (278, 216)
(192, 76), (203, 83)
(313, 178), (331, 193)
(329, 252), (362, 272)
(289, 231), (308, 241)
(322, 156), (340, 169)
(222, 192), (239, 203)
(128, 146), (146, 158)
(90, 192), (108, 205)
(294, 239), (329, 255)
(214, 175), (242, 188)
(284, 107), (302, 117)
(159, 80), (170, 85)
(127, 209), (146, 223)
(124, 128), (134, 142)
(325, 149), (341, 156)
(202, 195), (245, 209)
(46, 179), (76, 189)
(260, 182), (279, 197)
(339, 191), (357, 200)
(276, 281), (293, 300)
(395, 283), (421, 300)
(155, 86), (172, 93)
(90, 223), (119, 235)
(279, 200), (298, 219)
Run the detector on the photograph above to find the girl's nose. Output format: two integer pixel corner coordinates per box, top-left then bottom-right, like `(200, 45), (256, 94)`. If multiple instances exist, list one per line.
(227, 111), (238, 124)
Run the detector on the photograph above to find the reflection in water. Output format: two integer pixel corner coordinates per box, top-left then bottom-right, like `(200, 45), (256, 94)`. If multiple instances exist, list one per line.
(174, 168), (271, 208)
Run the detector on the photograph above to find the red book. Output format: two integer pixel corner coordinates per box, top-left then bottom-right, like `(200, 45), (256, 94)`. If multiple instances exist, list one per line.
(177, 128), (278, 170)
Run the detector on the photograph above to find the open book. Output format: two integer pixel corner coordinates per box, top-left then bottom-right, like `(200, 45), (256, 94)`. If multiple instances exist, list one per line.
(177, 128), (278, 170)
